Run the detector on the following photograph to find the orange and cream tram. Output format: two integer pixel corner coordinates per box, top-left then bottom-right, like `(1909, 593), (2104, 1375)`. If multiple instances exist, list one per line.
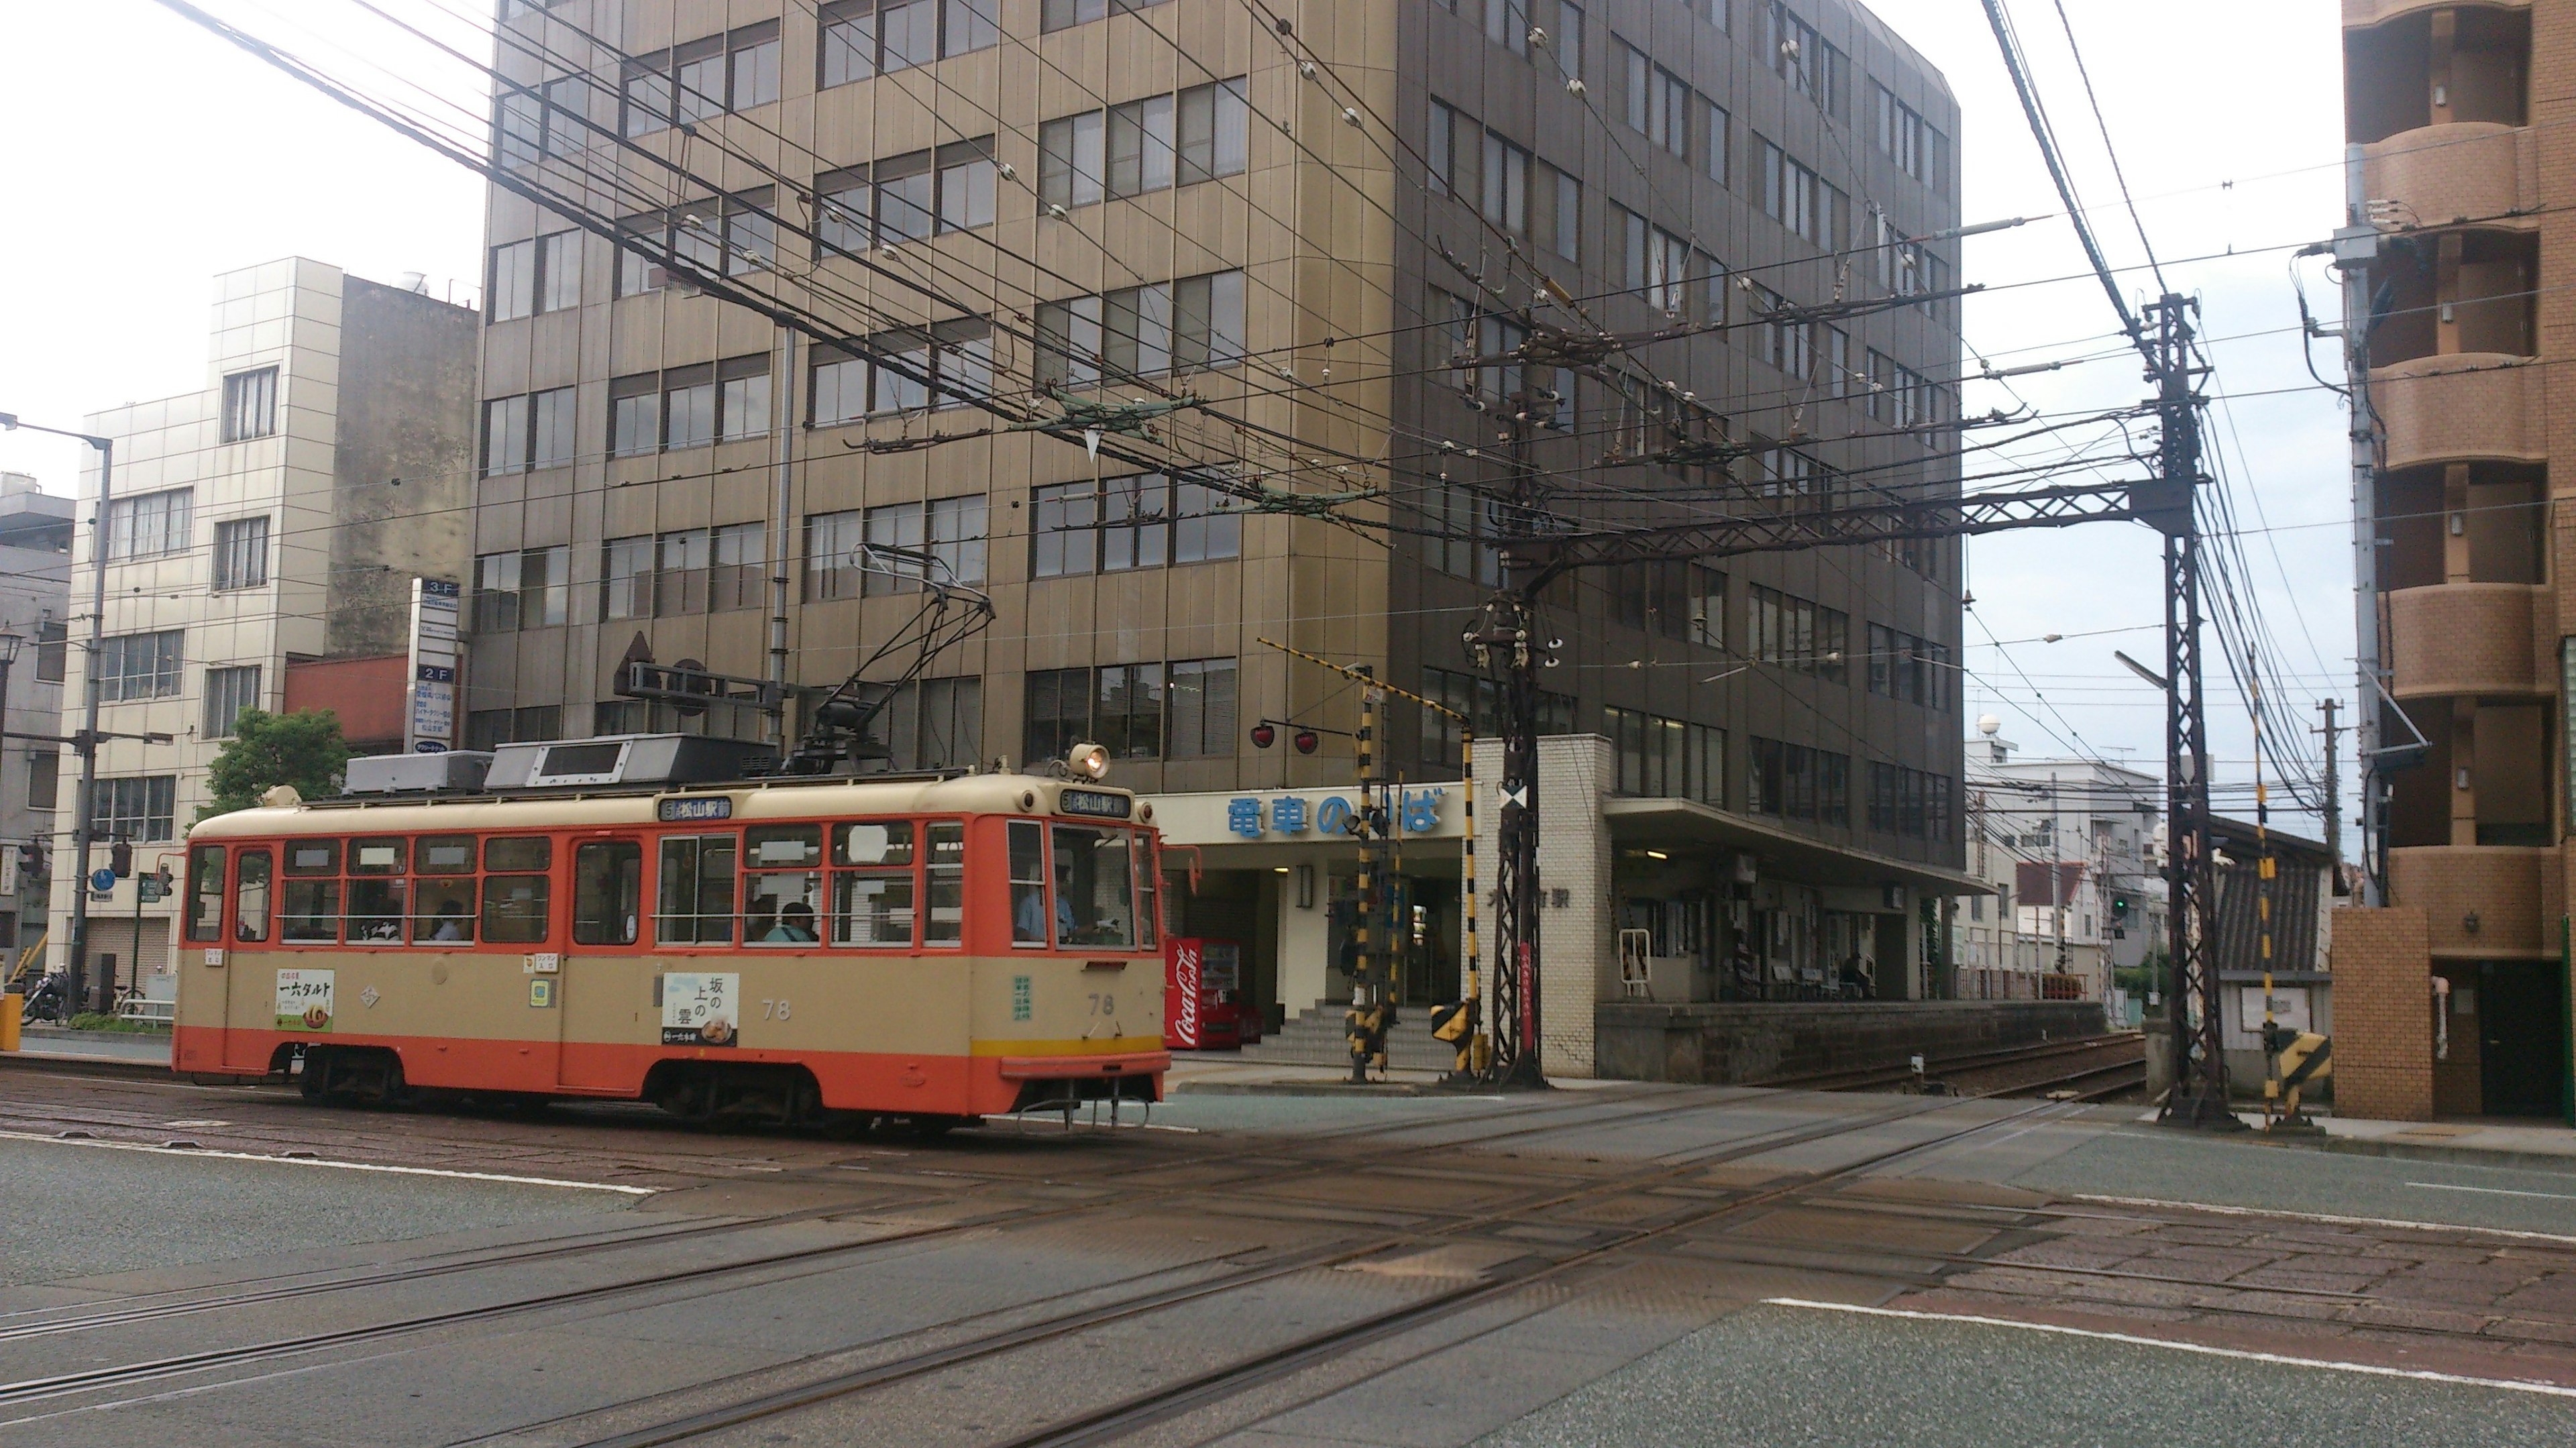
(172, 738), (1169, 1128)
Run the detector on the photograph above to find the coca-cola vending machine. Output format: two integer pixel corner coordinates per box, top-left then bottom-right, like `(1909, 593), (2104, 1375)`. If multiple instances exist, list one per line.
(1165, 938), (1250, 1049)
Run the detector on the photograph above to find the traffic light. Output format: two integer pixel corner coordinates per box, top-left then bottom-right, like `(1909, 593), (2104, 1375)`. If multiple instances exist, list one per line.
(108, 840), (131, 878)
(2111, 892), (2133, 918)
(1250, 722), (1276, 749)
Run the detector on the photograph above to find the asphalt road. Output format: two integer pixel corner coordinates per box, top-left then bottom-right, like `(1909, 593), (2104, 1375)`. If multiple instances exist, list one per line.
(0, 1075), (2569, 1448)
(0, 1134), (633, 1288)
(1473, 1299), (2576, 1448)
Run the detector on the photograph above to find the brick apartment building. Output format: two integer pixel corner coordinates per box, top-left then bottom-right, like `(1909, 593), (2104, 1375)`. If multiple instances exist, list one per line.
(2339, 0), (2571, 1119)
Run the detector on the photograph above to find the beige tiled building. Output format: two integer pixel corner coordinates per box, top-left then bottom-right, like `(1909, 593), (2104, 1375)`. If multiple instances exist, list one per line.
(2341, 0), (2570, 1117)
(51, 260), (476, 1001)
(474, 0), (1972, 1055)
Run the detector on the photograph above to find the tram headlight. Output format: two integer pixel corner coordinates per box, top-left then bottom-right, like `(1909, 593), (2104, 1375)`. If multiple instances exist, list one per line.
(1067, 742), (1111, 781)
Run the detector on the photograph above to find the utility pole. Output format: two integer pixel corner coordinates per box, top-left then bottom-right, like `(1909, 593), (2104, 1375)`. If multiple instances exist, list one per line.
(2332, 144), (2386, 905)
(1468, 369), (1552, 1089)
(2144, 294), (2236, 1130)
(2315, 698), (2343, 874)
(0, 413), (113, 1015)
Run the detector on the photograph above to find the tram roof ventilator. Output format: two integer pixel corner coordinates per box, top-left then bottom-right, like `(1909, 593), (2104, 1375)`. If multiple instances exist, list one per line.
(345, 734), (780, 797)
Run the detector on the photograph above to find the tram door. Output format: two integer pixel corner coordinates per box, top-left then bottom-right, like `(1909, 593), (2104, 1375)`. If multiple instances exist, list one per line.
(561, 838), (646, 1091)
(221, 846), (276, 1072)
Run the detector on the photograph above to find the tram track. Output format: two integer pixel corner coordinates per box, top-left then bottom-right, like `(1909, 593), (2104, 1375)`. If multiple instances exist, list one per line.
(452, 1098), (2060, 1448)
(0, 1091), (1997, 1427)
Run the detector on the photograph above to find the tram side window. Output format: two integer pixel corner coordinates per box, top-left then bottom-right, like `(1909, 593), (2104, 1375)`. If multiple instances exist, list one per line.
(346, 836), (408, 944)
(483, 836), (553, 943)
(184, 846), (225, 942)
(413, 834), (477, 943)
(1050, 824), (1136, 949)
(234, 849), (272, 943)
(829, 820), (915, 947)
(924, 820), (965, 946)
(657, 835), (737, 944)
(574, 840), (643, 945)
(1008, 819), (1049, 946)
(282, 840), (341, 944)
(743, 824), (821, 944)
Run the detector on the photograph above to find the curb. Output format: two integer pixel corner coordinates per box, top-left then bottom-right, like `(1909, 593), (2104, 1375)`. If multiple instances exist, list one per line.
(1171, 1080), (1452, 1098)
(2215, 1125), (2576, 1176)
(0, 1050), (178, 1081)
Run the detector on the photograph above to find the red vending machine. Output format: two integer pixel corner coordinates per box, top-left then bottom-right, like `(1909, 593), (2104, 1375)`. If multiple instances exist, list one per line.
(1165, 938), (1248, 1049)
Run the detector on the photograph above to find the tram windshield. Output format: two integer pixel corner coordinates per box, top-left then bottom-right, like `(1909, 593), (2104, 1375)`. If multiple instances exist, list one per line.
(1050, 823), (1136, 949)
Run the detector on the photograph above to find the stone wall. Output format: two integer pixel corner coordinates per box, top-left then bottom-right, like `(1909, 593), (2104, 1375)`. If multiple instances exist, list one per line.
(1596, 999), (2108, 1084)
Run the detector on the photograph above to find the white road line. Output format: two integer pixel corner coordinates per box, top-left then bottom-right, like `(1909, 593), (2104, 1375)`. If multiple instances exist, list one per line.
(1762, 1298), (2576, 1398)
(0, 1129), (654, 1196)
(2066, 1192), (2576, 1245)
(2406, 1180), (2576, 1202)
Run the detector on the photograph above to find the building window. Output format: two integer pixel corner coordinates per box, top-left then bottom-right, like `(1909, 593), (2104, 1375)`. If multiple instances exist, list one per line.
(204, 665), (262, 738)
(1866, 624), (1948, 706)
(1037, 272), (1244, 386)
(1480, 131), (1529, 233)
(718, 355), (771, 441)
(625, 21), (781, 134)
(213, 516), (270, 592)
(710, 522), (765, 611)
(1604, 708), (1722, 803)
(1040, 78), (1246, 211)
(803, 510), (867, 602)
(1165, 659), (1237, 759)
(25, 752), (58, 812)
(1025, 667), (1092, 764)
(221, 368), (278, 443)
(489, 238), (537, 322)
(106, 488), (192, 561)
(96, 630), (183, 702)
(472, 546), (569, 632)
(91, 775), (176, 844)
(483, 396), (531, 478)
(34, 621), (66, 683)
(602, 535), (653, 620)
(1749, 584), (1847, 681)
(857, 675), (985, 771)
(491, 231), (581, 321)
(1040, 0), (1172, 35)
(822, 0), (994, 85)
(1031, 474), (1238, 577)
(465, 705), (564, 752)
(538, 231), (580, 312)
(609, 374), (660, 457)
(1748, 737), (1847, 825)
(1868, 763), (1953, 840)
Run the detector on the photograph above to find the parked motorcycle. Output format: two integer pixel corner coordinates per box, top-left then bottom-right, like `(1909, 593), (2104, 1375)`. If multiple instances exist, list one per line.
(17, 971), (70, 1025)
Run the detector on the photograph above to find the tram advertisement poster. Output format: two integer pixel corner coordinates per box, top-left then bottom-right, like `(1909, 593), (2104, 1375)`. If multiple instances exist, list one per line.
(274, 968), (335, 1032)
(661, 971), (740, 1046)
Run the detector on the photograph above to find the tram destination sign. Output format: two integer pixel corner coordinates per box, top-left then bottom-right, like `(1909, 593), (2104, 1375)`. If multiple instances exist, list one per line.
(658, 795), (735, 822)
(1058, 789), (1132, 820)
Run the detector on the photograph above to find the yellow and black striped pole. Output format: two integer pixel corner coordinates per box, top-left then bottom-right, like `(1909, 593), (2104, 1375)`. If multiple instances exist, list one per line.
(1258, 638), (1479, 1078)
(2253, 646), (2279, 1127)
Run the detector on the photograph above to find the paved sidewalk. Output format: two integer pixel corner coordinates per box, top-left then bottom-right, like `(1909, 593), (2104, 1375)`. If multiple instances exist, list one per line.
(3, 1028), (172, 1069)
(2266, 1112), (2576, 1170)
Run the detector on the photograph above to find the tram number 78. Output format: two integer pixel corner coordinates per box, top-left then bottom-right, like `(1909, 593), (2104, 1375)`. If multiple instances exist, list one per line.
(761, 999), (793, 1020)
(1087, 993), (1116, 1016)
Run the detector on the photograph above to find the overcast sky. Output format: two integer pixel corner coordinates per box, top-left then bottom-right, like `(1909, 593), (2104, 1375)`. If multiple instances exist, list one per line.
(0, 0), (2355, 836)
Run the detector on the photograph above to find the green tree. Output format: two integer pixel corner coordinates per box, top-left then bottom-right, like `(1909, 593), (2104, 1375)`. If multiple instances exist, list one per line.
(199, 710), (352, 821)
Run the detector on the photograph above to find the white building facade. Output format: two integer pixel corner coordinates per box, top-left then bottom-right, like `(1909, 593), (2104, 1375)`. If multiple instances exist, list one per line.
(1960, 730), (2165, 1007)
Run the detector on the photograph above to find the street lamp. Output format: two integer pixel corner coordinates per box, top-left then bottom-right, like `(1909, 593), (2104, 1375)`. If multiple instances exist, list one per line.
(1, 410), (116, 1013)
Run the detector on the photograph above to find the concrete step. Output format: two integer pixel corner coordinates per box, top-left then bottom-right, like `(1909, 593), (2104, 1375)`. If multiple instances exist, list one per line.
(1236, 1007), (1462, 1071)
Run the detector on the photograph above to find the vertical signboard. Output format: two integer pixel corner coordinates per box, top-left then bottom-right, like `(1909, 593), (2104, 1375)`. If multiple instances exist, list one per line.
(406, 577), (462, 753)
